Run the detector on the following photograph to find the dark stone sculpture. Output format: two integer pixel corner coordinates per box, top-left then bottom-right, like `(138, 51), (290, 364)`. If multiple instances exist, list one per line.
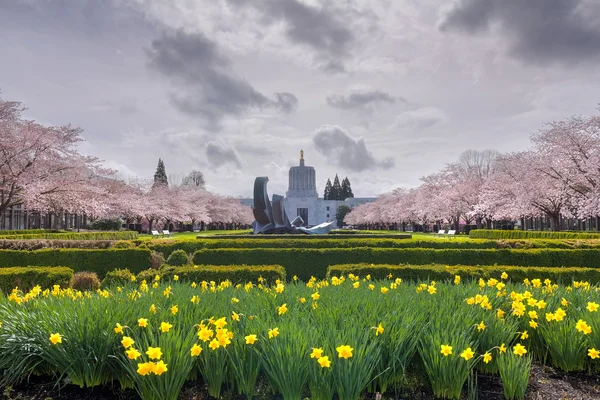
(252, 176), (334, 235)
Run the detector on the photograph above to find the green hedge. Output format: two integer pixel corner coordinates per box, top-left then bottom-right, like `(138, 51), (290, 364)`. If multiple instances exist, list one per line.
(0, 266), (74, 293)
(0, 248), (151, 278)
(100, 268), (136, 289)
(0, 231), (138, 241)
(136, 264), (286, 285)
(192, 247), (600, 281)
(326, 264), (600, 284)
(198, 234), (413, 240)
(470, 229), (600, 240)
(149, 238), (497, 257)
(0, 229), (53, 236)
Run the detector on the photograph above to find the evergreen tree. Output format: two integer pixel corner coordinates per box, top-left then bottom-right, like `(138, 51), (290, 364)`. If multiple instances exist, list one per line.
(323, 178), (332, 200)
(336, 204), (352, 227)
(341, 177), (354, 199)
(331, 174), (342, 200)
(153, 158), (168, 188)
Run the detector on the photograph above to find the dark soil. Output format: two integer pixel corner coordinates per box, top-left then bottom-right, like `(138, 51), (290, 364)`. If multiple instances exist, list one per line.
(1, 363), (599, 400)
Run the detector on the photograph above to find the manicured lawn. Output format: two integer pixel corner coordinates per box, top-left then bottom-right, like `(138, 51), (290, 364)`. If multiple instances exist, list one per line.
(138, 230), (252, 240)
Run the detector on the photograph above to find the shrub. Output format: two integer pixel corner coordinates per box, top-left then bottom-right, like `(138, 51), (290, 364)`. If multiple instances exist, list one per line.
(326, 264), (600, 284)
(470, 229), (600, 240)
(100, 268), (135, 289)
(70, 271), (101, 291)
(90, 218), (122, 231)
(0, 229), (51, 235)
(135, 264), (286, 285)
(0, 231), (138, 241)
(0, 248), (151, 278)
(0, 266), (74, 293)
(165, 249), (189, 266)
(192, 247), (600, 281)
(150, 251), (165, 269)
(0, 239), (116, 251)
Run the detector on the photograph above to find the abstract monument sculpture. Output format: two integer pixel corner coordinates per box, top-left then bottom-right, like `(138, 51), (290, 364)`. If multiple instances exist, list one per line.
(252, 176), (335, 235)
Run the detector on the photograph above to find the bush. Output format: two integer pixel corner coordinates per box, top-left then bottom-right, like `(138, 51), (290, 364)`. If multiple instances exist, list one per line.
(134, 264), (286, 285)
(100, 268), (135, 289)
(150, 251), (165, 269)
(70, 271), (101, 291)
(90, 218), (122, 231)
(165, 249), (189, 266)
(0, 239), (115, 251)
(0, 229), (52, 235)
(0, 248), (151, 278)
(470, 229), (600, 240)
(326, 264), (600, 284)
(0, 266), (74, 293)
(0, 231), (138, 240)
(192, 247), (600, 281)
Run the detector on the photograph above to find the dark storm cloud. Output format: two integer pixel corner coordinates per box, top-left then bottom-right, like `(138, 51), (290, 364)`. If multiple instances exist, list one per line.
(146, 30), (297, 127)
(274, 92), (298, 114)
(205, 141), (243, 169)
(326, 90), (400, 110)
(226, 0), (354, 72)
(439, 0), (600, 64)
(312, 125), (394, 172)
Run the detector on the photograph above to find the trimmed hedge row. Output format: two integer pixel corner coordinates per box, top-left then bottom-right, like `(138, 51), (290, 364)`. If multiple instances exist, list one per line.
(0, 231), (138, 241)
(0, 266), (74, 293)
(326, 263), (600, 284)
(0, 239), (115, 251)
(470, 229), (600, 240)
(199, 234), (413, 240)
(0, 229), (52, 235)
(0, 248), (151, 277)
(136, 265), (286, 285)
(192, 247), (600, 281)
(148, 238), (496, 257)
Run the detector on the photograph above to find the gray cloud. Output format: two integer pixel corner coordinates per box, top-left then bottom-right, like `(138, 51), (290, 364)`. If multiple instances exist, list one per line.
(226, 0), (354, 71)
(312, 125), (394, 172)
(327, 90), (400, 110)
(391, 107), (448, 131)
(205, 141), (243, 169)
(146, 30), (296, 127)
(274, 92), (298, 114)
(439, 0), (600, 64)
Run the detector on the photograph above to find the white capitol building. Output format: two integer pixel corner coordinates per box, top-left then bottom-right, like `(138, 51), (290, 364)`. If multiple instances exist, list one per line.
(241, 151), (375, 227)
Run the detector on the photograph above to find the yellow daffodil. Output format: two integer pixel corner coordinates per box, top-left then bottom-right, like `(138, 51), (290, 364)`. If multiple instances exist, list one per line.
(137, 362), (154, 376)
(499, 343), (507, 353)
(460, 347), (474, 361)
(49, 333), (62, 345)
(160, 322), (173, 333)
(138, 318), (148, 328)
(318, 356), (331, 368)
(126, 347), (141, 360)
(440, 344), (453, 357)
(114, 323), (124, 335)
(454, 275), (460, 285)
(529, 320), (538, 329)
(336, 344), (353, 359)
(520, 330), (529, 340)
(513, 343), (527, 356)
(268, 327), (280, 338)
(245, 334), (258, 345)
(170, 305), (178, 315)
(121, 336), (135, 348)
(209, 338), (220, 350)
(588, 348), (600, 359)
(146, 346), (162, 360)
(477, 321), (486, 332)
(501, 272), (508, 280)
(483, 351), (492, 364)
(587, 302), (599, 312)
(190, 344), (202, 356)
(277, 304), (288, 315)
(153, 360), (168, 375)
(310, 347), (324, 359)
(311, 292), (320, 300)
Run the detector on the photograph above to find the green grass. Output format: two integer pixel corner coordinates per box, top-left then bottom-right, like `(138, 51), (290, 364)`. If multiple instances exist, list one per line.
(138, 230), (252, 240)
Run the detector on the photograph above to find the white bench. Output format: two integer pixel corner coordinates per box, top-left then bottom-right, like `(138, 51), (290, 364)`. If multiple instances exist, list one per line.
(151, 230), (161, 238)
(162, 230), (173, 238)
(447, 229), (456, 238)
(435, 229), (446, 237)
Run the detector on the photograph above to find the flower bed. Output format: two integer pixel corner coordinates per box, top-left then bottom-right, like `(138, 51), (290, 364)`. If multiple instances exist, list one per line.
(1, 272), (599, 400)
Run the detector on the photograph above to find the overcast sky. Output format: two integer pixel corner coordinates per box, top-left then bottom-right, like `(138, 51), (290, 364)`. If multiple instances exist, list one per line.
(2, 0), (600, 198)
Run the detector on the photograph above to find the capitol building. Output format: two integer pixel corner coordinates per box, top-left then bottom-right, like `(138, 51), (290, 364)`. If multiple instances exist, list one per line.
(241, 151), (375, 227)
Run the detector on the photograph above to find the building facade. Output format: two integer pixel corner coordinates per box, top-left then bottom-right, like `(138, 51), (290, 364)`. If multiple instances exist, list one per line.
(241, 151), (376, 227)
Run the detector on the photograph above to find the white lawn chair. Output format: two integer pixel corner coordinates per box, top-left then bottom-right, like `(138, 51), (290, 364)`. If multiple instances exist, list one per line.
(151, 230), (161, 238)
(435, 229), (446, 237)
(162, 230), (173, 238)
(446, 229), (456, 238)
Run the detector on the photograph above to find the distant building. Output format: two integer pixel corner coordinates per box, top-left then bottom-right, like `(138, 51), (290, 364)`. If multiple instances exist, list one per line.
(241, 151), (376, 227)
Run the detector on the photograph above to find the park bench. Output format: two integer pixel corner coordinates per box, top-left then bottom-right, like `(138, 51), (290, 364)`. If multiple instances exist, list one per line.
(162, 230), (173, 238)
(446, 229), (456, 238)
(435, 229), (446, 237)
(151, 230), (161, 238)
